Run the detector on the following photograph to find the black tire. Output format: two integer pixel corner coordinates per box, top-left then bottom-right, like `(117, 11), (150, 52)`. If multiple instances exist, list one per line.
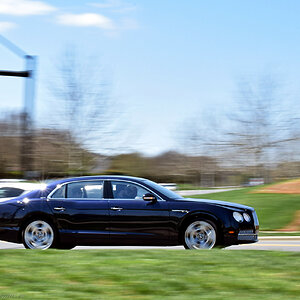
(22, 219), (57, 250)
(182, 218), (218, 250)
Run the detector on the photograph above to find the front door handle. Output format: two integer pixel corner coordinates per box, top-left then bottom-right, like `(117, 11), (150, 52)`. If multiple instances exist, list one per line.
(53, 207), (66, 212)
(110, 207), (123, 211)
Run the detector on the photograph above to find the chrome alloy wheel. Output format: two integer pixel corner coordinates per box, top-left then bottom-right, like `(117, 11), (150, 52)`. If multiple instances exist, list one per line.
(184, 220), (216, 249)
(24, 220), (54, 249)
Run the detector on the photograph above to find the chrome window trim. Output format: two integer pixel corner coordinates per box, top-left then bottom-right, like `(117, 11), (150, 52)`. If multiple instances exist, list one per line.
(47, 179), (105, 200)
(47, 179), (164, 201)
(51, 198), (106, 201)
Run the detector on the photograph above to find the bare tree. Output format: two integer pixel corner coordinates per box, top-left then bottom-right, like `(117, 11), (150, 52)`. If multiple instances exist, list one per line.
(220, 75), (300, 177)
(0, 112), (22, 173)
(175, 115), (217, 186)
(179, 74), (300, 181)
(48, 48), (118, 173)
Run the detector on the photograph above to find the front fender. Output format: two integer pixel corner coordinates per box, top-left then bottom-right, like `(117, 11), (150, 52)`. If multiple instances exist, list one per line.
(180, 209), (220, 224)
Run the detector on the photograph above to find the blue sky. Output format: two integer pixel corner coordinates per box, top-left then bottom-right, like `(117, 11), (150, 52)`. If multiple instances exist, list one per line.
(0, 0), (300, 155)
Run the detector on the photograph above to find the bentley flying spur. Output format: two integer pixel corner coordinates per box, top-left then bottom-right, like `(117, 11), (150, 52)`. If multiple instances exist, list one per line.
(0, 176), (259, 249)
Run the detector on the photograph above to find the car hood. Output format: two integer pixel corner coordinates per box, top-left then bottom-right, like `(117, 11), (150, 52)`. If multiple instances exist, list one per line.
(179, 198), (254, 211)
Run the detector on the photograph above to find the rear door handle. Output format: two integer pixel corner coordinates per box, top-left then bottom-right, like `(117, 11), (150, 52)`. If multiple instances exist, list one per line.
(54, 207), (66, 212)
(110, 207), (123, 211)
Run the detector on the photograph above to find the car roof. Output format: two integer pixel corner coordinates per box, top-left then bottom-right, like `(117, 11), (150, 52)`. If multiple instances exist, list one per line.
(48, 175), (148, 187)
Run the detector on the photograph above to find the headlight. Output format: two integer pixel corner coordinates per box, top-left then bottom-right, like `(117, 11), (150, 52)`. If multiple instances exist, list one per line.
(243, 213), (251, 222)
(233, 212), (243, 223)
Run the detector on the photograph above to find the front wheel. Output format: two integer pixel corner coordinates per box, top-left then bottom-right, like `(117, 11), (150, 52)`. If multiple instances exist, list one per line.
(183, 220), (217, 249)
(22, 220), (56, 250)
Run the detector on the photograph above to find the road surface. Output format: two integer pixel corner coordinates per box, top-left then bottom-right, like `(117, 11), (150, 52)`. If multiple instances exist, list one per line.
(177, 188), (241, 196)
(0, 237), (299, 251)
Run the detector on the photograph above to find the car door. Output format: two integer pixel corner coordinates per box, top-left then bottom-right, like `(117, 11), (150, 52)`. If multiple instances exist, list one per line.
(47, 180), (109, 244)
(108, 180), (170, 245)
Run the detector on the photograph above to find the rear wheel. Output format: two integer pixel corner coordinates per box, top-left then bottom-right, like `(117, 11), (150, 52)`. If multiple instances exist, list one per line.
(183, 219), (217, 249)
(22, 220), (56, 250)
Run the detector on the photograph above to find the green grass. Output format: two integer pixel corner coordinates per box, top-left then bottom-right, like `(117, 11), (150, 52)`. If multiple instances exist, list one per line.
(177, 183), (217, 190)
(259, 231), (300, 236)
(0, 250), (298, 299)
(188, 188), (300, 231)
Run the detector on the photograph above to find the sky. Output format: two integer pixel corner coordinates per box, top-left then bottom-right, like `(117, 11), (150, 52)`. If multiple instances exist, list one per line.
(0, 0), (300, 155)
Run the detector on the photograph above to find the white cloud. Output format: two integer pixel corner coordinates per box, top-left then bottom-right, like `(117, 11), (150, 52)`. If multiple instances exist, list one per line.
(0, 21), (16, 32)
(57, 13), (115, 30)
(89, 0), (136, 13)
(0, 0), (56, 16)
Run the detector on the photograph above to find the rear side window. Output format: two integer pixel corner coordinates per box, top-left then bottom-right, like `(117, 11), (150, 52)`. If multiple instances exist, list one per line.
(67, 181), (104, 199)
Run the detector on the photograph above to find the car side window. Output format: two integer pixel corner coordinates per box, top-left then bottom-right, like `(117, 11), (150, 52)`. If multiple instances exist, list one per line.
(50, 185), (66, 198)
(67, 181), (104, 199)
(111, 181), (149, 200)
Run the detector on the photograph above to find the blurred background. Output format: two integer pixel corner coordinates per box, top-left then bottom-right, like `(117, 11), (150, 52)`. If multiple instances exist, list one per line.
(1, 0), (300, 187)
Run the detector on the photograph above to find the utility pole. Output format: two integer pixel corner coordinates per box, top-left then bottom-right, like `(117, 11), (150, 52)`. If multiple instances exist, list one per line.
(0, 35), (37, 177)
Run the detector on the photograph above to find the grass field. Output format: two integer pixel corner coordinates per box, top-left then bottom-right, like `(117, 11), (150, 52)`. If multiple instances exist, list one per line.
(0, 250), (298, 299)
(188, 188), (300, 231)
(177, 183), (217, 190)
(259, 231), (300, 236)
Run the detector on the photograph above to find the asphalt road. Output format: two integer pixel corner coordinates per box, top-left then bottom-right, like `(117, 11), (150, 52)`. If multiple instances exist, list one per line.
(0, 238), (299, 251)
(177, 188), (241, 196)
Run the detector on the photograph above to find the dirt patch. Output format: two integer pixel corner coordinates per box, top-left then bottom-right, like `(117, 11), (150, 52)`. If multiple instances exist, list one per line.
(252, 178), (300, 194)
(277, 210), (300, 231)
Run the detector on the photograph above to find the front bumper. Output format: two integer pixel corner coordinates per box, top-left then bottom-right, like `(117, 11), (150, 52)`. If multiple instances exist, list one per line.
(238, 229), (258, 242)
(237, 210), (259, 243)
(223, 210), (259, 246)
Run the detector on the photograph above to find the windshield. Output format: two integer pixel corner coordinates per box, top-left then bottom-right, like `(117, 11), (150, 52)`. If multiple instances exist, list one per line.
(143, 180), (183, 199)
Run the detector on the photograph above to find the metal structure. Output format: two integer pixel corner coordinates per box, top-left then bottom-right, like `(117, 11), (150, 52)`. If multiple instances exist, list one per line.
(0, 35), (37, 176)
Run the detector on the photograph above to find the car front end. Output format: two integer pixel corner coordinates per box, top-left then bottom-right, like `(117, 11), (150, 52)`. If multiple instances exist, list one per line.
(171, 197), (259, 248)
(222, 207), (259, 246)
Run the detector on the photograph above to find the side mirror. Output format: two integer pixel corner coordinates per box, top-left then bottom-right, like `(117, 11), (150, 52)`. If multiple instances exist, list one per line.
(143, 193), (157, 202)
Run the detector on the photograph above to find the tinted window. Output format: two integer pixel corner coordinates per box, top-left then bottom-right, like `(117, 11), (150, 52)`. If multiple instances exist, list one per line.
(67, 181), (104, 199)
(111, 181), (149, 199)
(0, 187), (24, 198)
(51, 185), (66, 199)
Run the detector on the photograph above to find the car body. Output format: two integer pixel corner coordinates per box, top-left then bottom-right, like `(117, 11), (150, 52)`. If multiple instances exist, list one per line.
(0, 176), (259, 249)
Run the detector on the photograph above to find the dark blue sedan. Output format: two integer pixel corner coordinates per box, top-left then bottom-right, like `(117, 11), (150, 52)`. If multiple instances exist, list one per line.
(0, 176), (259, 249)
